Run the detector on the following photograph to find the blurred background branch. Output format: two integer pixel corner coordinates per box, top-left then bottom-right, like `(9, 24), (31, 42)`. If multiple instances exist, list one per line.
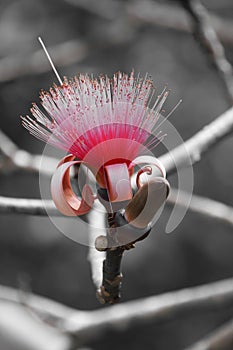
(160, 106), (233, 175)
(181, 0), (233, 104)
(0, 129), (57, 175)
(0, 195), (60, 216)
(185, 318), (233, 350)
(1, 277), (233, 344)
(169, 188), (233, 228)
(128, 0), (233, 46)
(0, 39), (89, 83)
(1, 188), (233, 233)
(0, 1), (233, 84)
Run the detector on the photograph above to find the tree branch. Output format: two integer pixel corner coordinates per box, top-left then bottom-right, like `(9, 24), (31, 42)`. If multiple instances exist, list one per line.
(1, 278), (233, 342)
(62, 277), (233, 339)
(128, 0), (233, 46)
(0, 1), (232, 83)
(96, 212), (124, 304)
(0, 196), (61, 216)
(0, 302), (71, 350)
(1, 187), (233, 233)
(0, 286), (73, 350)
(168, 188), (233, 227)
(0, 285), (76, 325)
(181, 0), (233, 104)
(94, 185), (154, 304)
(0, 39), (88, 83)
(159, 106), (233, 175)
(0, 129), (58, 175)
(185, 318), (233, 350)
(64, 0), (233, 47)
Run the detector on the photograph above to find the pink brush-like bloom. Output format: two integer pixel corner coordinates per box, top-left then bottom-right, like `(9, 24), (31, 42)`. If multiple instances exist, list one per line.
(22, 71), (168, 216)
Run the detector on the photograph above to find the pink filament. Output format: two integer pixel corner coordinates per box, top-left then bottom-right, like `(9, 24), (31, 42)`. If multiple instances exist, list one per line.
(22, 71), (168, 168)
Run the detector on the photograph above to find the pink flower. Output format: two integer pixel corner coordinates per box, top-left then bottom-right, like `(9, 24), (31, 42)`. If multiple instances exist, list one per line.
(22, 71), (168, 216)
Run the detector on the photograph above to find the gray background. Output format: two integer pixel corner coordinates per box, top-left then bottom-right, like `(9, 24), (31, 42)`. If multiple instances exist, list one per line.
(0, 0), (233, 349)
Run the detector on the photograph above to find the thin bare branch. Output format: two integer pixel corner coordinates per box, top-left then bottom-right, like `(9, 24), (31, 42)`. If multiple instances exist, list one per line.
(128, 0), (233, 46)
(0, 1), (232, 83)
(0, 286), (72, 350)
(181, 0), (233, 103)
(185, 318), (233, 350)
(0, 285), (75, 324)
(1, 278), (233, 342)
(63, 277), (233, 339)
(0, 196), (61, 216)
(0, 129), (58, 175)
(0, 302), (71, 350)
(96, 212), (125, 304)
(159, 106), (233, 175)
(168, 188), (233, 227)
(1, 185), (233, 232)
(0, 39), (88, 83)
(1, 185), (233, 230)
(64, 0), (233, 47)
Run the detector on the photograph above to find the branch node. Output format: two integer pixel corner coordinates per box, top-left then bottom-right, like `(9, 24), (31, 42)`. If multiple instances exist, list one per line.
(95, 235), (109, 252)
(106, 274), (123, 288)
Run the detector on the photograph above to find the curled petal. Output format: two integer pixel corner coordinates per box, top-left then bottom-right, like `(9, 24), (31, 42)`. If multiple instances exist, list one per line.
(51, 157), (94, 216)
(130, 155), (166, 177)
(130, 155), (166, 189)
(57, 154), (76, 167)
(104, 163), (132, 202)
(136, 166), (152, 189)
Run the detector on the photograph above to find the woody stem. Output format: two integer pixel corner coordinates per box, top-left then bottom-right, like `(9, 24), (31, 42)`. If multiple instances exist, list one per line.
(95, 180), (161, 304)
(96, 213), (124, 304)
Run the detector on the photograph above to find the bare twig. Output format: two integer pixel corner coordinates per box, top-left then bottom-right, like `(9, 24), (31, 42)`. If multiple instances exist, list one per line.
(159, 106), (233, 175)
(95, 183), (154, 304)
(64, 0), (233, 47)
(181, 0), (233, 103)
(0, 1), (232, 84)
(128, 0), (233, 46)
(0, 285), (75, 325)
(0, 196), (61, 216)
(0, 302), (71, 350)
(62, 277), (233, 338)
(0, 287), (73, 350)
(97, 247), (124, 304)
(1, 188), (233, 232)
(1, 278), (233, 341)
(0, 129), (58, 175)
(0, 39), (88, 83)
(168, 188), (233, 227)
(96, 212), (125, 304)
(0, 26), (130, 84)
(185, 318), (233, 350)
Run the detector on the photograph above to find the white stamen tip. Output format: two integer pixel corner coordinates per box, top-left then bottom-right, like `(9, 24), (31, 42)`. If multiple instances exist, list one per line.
(38, 36), (63, 86)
